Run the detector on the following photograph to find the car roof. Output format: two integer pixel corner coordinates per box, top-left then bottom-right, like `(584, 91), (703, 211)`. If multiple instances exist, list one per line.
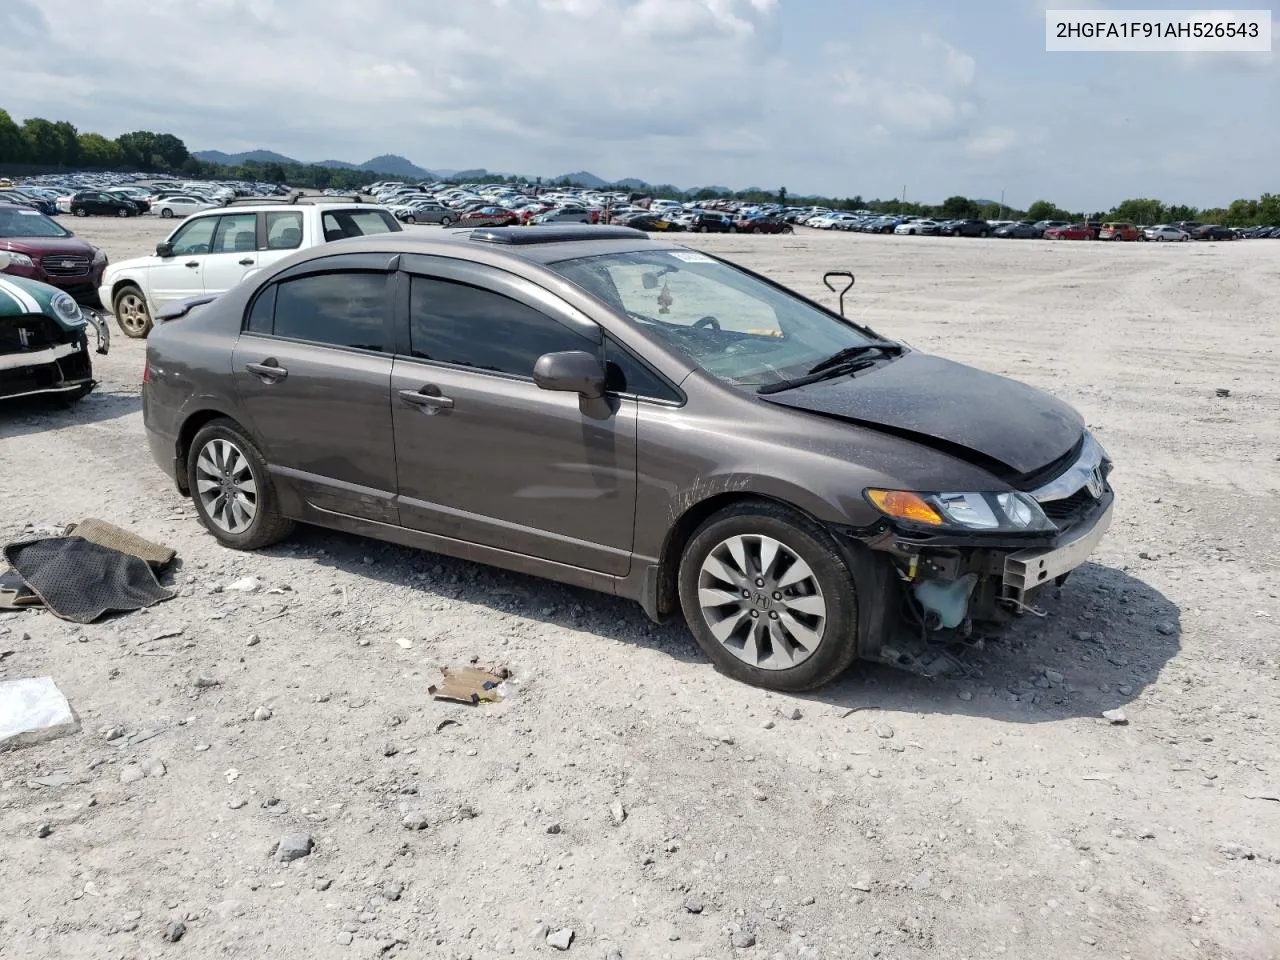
(301, 225), (674, 267)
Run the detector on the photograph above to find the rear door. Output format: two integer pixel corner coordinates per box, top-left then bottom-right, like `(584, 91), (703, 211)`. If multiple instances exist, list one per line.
(201, 212), (261, 295)
(232, 252), (400, 524)
(389, 255), (638, 575)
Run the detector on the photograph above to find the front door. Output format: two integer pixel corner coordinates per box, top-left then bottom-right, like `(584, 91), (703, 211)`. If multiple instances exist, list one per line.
(149, 215), (216, 307)
(391, 259), (637, 576)
(201, 212), (260, 296)
(232, 260), (399, 524)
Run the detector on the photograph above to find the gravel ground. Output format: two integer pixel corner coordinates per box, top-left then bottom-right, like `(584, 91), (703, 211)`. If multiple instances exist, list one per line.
(2, 217), (1278, 960)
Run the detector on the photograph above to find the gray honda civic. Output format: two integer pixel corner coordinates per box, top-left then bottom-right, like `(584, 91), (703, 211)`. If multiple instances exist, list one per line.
(142, 223), (1113, 691)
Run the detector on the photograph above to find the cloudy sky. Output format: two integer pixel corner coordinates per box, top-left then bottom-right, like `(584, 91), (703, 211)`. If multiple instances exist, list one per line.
(2, 0), (1276, 208)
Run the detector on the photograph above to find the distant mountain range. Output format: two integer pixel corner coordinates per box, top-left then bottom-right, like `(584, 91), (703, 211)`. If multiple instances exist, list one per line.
(193, 148), (742, 196)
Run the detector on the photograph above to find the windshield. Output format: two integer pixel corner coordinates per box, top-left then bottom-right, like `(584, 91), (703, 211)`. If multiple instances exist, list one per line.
(0, 206), (71, 238)
(550, 249), (880, 388)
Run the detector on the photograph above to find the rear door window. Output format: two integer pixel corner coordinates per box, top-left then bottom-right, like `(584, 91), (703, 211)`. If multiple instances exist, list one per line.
(266, 271), (390, 352)
(211, 213), (258, 254)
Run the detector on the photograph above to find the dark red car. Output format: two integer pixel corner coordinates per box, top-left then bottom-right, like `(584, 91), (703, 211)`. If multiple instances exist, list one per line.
(732, 214), (794, 234)
(458, 206), (520, 228)
(1044, 222), (1094, 241)
(0, 204), (107, 306)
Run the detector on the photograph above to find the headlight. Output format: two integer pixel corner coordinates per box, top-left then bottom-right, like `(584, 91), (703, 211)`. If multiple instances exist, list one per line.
(866, 488), (1055, 533)
(1, 251), (34, 269)
(92, 247), (108, 265)
(49, 292), (85, 325)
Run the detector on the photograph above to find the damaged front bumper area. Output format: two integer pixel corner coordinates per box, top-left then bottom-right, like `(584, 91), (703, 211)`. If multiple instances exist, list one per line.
(1, 313), (99, 401)
(837, 478), (1114, 674)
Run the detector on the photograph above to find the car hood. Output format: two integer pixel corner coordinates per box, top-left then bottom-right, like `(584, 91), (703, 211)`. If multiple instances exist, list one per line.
(758, 351), (1083, 478)
(1, 236), (96, 256)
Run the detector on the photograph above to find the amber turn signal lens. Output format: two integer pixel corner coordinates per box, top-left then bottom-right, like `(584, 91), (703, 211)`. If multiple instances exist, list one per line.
(866, 489), (944, 526)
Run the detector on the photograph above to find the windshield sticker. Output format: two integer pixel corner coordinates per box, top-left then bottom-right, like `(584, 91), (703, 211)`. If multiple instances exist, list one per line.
(669, 251), (714, 263)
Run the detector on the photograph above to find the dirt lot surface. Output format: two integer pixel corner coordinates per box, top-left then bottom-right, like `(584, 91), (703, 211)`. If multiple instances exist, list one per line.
(2, 216), (1278, 960)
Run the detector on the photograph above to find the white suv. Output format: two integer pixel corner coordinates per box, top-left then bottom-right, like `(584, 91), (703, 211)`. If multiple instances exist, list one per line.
(99, 202), (401, 337)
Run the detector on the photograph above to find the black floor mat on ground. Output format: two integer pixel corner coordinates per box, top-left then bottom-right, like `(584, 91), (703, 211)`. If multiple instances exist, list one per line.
(3, 536), (175, 624)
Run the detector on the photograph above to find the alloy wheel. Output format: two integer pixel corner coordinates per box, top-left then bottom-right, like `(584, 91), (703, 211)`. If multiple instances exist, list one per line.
(696, 533), (827, 670)
(195, 438), (259, 534)
(114, 291), (151, 337)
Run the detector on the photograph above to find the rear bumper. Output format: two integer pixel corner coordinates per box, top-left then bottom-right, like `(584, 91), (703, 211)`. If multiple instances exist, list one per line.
(145, 425), (182, 488)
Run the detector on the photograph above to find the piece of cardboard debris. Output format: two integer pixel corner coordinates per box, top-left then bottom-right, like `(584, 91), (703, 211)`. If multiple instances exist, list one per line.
(429, 666), (511, 705)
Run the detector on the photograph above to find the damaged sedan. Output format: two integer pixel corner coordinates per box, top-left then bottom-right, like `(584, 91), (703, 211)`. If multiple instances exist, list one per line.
(142, 225), (1112, 691)
(1, 253), (109, 402)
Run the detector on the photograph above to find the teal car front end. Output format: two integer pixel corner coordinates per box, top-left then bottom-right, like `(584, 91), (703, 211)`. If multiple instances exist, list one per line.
(0, 255), (109, 402)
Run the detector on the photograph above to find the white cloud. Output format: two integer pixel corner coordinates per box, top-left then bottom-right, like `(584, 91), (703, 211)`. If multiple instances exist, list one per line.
(0, 0), (1017, 197)
(965, 126), (1018, 156)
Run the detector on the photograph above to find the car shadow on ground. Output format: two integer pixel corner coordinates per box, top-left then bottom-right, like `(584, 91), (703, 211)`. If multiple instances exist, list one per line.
(0, 390), (139, 440)
(283, 527), (1178, 724)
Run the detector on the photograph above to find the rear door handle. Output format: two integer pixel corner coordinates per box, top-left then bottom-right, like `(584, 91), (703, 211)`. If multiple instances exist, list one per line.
(238, 258), (254, 266)
(185, 261), (199, 268)
(399, 388), (453, 412)
(245, 360), (288, 382)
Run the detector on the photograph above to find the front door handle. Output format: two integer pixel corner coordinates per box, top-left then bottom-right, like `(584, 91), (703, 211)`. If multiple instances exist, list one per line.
(399, 388), (453, 412)
(245, 360), (288, 383)
(238, 258), (254, 266)
(185, 261), (199, 268)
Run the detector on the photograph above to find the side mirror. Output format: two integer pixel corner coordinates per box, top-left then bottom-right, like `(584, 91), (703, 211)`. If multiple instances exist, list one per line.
(156, 241), (173, 258)
(533, 350), (606, 399)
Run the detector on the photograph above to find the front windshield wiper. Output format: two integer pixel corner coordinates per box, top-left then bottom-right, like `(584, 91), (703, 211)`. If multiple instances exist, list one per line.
(756, 342), (903, 396)
(806, 342), (903, 375)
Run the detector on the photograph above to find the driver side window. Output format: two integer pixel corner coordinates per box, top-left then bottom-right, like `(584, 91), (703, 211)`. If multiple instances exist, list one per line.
(170, 217), (218, 256)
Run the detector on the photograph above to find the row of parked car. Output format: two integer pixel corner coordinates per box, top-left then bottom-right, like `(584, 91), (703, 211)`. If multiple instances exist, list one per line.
(792, 209), (1270, 241)
(360, 182), (798, 236)
(1, 174), (292, 221)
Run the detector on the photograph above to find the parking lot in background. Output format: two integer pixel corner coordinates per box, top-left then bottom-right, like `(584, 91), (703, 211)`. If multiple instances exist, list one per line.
(2, 215), (1278, 958)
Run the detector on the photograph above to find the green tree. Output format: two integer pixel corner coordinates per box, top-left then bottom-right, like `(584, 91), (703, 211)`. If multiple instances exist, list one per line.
(152, 132), (188, 169)
(1111, 198), (1166, 225)
(77, 132), (121, 168)
(21, 118), (62, 164)
(777, 186), (787, 204)
(0, 108), (27, 162)
(1025, 199), (1073, 222)
(1165, 204), (1198, 222)
(1257, 193), (1280, 227)
(1224, 198), (1259, 226)
(940, 195), (978, 219)
(116, 130), (159, 169)
(52, 120), (79, 165)
(263, 162), (286, 182)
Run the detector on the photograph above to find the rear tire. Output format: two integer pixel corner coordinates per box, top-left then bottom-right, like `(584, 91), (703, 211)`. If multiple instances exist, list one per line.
(678, 502), (862, 691)
(187, 418), (294, 550)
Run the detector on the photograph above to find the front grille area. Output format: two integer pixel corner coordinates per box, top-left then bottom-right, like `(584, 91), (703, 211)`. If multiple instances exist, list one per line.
(1040, 487), (1097, 521)
(0, 314), (63, 352)
(41, 254), (91, 277)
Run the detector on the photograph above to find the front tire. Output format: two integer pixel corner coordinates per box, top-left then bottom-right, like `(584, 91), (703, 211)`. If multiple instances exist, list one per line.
(74, 208), (87, 218)
(187, 419), (294, 550)
(440, 215), (452, 227)
(678, 502), (862, 691)
(160, 207), (174, 219)
(112, 285), (153, 338)
(117, 207), (130, 218)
